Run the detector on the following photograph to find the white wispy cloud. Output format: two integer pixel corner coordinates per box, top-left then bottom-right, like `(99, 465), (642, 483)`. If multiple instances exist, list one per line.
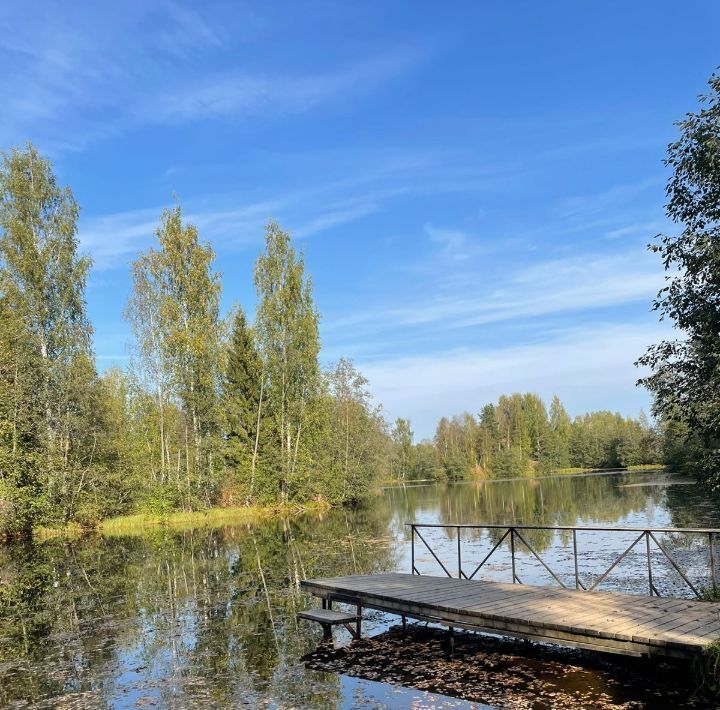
(424, 223), (471, 261)
(604, 220), (668, 240)
(556, 177), (663, 219)
(325, 249), (664, 337)
(79, 208), (163, 269)
(294, 202), (381, 238)
(78, 193), (378, 269)
(134, 48), (422, 127)
(0, 3), (423, 150)
(77, 156), (505, 270)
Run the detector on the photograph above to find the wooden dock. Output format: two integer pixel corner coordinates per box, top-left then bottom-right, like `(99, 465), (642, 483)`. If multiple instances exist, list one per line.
(300, 573), (720, 659)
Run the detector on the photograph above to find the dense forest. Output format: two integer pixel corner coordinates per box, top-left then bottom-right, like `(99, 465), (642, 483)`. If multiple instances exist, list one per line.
(390, 395), (661, 481)
(0, 144), (391, 538)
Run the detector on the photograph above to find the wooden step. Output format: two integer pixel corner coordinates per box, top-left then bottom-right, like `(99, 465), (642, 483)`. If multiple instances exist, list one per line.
(297, 608), (360, 625)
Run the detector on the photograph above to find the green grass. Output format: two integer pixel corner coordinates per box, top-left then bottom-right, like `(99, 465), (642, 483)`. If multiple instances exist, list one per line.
(695, 639), (720, 699)
(553, 464), (666, 475)
(36, 500), (332, 539)
(700, 586), (720, 602)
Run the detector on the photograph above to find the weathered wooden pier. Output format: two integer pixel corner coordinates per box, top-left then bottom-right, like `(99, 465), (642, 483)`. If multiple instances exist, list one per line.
(299, 523), (720, 659)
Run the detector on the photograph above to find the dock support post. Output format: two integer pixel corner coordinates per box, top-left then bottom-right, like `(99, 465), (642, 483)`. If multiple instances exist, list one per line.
(411, 525), (415, 574)
(710, 532), (717, 595)
(457, 526), (462, 578)
(402, 615), (407, 632)
(447, 626), (455, 656)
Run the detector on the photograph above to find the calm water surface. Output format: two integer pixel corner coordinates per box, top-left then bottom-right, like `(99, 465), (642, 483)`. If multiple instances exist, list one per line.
(1, 470), (718, 708)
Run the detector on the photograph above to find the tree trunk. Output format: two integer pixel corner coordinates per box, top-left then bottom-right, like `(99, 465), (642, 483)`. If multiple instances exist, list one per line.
(249, 372), (265, 503)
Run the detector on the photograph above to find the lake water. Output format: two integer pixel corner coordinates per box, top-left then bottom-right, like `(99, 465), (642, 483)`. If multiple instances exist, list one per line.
(1, 470), (718, 708)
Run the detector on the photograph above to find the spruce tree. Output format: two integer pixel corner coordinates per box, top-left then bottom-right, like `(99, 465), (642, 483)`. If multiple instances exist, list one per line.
(222, 307), (263, 501)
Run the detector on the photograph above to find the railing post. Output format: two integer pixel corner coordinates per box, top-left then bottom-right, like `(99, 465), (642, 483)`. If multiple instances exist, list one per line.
(645, 531), (654, 596)
(710, 532), (717, 594)
(457, 526), (462, 579)
(510, 527), (516, 583)
(573, 529), (580, 590)
(411, 525), (415, 575)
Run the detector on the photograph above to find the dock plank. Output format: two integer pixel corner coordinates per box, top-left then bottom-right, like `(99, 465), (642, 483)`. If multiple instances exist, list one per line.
(301, 573), (720, 659)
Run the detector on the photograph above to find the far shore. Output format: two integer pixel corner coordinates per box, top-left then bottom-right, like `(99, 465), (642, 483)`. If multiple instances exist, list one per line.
(381, 463), (667, 487)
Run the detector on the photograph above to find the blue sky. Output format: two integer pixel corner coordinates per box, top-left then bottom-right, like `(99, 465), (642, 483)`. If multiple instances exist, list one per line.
(2, 1), (718, 439)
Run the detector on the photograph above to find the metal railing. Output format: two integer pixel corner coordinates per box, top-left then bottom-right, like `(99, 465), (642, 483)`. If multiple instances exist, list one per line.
(407, 523), (720, 599)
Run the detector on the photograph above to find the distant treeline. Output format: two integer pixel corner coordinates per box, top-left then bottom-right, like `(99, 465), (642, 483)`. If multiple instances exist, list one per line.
(389, 394), (662, 481)
(0, 144), (390, 538)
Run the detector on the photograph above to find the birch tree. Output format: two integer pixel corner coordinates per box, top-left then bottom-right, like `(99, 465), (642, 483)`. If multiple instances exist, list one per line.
(254, 222), (320, 502)
(127, 206), (222, 506)
(0, 143), (95, 525)
(324, 358), (389, 502)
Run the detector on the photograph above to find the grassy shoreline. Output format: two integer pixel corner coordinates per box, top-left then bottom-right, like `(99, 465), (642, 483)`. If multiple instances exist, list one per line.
(36, 500), (332, 540)
(35, 465), (669, 539)
(553, 464), (666, 475)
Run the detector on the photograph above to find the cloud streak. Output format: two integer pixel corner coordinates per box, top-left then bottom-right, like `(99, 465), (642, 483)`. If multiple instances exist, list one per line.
(325, 249), (664, 338)
(0, 2), (424, 152)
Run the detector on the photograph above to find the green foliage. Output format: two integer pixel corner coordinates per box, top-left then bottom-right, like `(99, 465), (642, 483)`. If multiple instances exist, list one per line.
(126, 205), (223, 509)
(427, 393), (662, 480)
(253, 222), (321, 502)
(391, 418), (415, 480)
(222, 307), (264, 502)
(695, 639), (720, 700)
(638, 71), (720, 489)
(0, 143), (98, 536)
(322, 359), (390, 502)
(0, 142), (679, 536)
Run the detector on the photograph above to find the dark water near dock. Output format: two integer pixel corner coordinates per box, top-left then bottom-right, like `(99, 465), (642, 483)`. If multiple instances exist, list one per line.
(1, 471), (718, 708)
